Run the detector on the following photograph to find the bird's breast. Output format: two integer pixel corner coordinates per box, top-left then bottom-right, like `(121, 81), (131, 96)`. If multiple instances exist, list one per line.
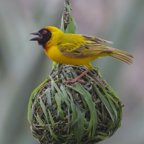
(43, 45), (83, 65)
(45, 46), (61, 61)
(43, 45), (106, 67)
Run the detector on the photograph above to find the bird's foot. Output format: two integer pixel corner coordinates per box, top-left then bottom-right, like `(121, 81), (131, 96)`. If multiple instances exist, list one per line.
(63, 78), (85, 84)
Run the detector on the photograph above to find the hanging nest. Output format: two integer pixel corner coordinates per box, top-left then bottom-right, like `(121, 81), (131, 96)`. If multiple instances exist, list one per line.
(28, 64), (123, 144)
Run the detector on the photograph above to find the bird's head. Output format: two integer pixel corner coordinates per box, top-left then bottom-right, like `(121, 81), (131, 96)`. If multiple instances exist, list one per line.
(30, 27), (52, 47)
(30, 26), (63, 47)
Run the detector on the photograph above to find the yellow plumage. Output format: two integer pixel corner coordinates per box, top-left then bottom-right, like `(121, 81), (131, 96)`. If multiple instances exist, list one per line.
(43, 26), (133, 69)
(30, 26), (133, 83)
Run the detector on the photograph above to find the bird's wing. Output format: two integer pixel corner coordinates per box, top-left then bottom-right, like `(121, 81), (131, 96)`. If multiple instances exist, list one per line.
(82, 35), (113, 44)
(59, 35), (113, 58)
(59, 42), (89, 58)
(59, 35), (133, 64)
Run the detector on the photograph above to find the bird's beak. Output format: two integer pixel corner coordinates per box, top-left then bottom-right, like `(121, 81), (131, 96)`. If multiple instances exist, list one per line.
(29, 31), (42, 41)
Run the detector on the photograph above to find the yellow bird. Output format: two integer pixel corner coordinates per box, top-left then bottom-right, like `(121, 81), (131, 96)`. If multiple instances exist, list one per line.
(30, 26), (133, 83)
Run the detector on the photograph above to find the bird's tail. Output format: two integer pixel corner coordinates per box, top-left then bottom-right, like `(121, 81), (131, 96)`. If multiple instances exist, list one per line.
(109, 48), (133, 65)
(109, 48), (134, 65)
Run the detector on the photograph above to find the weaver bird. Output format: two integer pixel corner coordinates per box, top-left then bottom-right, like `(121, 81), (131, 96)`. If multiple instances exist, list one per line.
(30, 26), (133, 83)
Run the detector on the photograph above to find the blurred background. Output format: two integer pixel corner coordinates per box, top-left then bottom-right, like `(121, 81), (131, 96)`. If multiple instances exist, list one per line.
(0, 0), (144, 144)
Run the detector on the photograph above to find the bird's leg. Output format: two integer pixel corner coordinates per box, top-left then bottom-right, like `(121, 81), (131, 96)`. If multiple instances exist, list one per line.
(64, 69), (90, 84)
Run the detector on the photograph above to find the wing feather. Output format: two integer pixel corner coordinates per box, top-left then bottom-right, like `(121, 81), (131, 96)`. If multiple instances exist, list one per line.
(58, 34), (133, 64)
(59, 38), (112, 58)
(82, 35), (113, 44)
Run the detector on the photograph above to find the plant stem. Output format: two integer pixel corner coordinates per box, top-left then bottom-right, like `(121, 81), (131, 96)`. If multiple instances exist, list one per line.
(63, 0), (71, 29)
(52, 0), (72, 69)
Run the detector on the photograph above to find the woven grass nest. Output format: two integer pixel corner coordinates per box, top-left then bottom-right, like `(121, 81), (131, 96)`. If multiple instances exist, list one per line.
(28, 64), (123, 144)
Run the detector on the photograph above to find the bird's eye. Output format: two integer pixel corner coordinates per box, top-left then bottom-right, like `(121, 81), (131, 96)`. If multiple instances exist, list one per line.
(43, 30), (47, 34)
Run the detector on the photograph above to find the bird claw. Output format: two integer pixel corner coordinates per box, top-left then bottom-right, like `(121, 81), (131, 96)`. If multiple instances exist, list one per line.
(63, 78), (86, 84)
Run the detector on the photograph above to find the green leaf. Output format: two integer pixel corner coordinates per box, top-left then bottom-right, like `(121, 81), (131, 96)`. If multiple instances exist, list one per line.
(55, 93), (64, 120)
(70, 101), (77, 126)
(51, 79), (64, 102)
(36, 114), (45, 126)
(28, 78), (49, 124)
(101, 85), (118, 120)
(40, 99), (49, 123)
(40, 97), (60, 142)
(66, 84), (84, 95)
(65, 17), (77, 33)
(60, 85), (71, 108)
(45, 88), (52, 107)
(75, 104), (84, 144)
(93, 84), (115, 122)
(48, 110), (55, 127)
(75, 82), (97, 139)
(45, 123), (60, 143)
(70, 103), (84, 144)
(66, 89), (74, 101)
(60, 15), (65, 32)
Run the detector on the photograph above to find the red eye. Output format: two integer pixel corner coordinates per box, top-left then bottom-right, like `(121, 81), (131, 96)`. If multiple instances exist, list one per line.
(43, 30), (47, 34)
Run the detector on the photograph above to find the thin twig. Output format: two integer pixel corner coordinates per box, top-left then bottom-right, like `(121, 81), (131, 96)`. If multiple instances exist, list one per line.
(63, 0), (71, 29)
